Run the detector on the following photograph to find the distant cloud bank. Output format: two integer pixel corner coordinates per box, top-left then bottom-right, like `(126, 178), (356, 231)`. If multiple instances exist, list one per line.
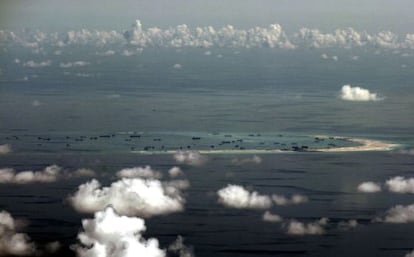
(1, 20), (414, 50)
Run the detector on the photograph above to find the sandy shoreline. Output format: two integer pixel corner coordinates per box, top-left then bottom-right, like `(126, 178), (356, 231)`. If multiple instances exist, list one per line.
(313, 137), (399, 152)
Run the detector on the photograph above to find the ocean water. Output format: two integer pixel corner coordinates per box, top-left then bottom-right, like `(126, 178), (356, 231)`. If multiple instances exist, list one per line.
(0, 46), (414, 257)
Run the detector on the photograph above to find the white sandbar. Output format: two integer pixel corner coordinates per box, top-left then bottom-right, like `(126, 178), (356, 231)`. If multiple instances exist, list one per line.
(312, 136), (400, 152)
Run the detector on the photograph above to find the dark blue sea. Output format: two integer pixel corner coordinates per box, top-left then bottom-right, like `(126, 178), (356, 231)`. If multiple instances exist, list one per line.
(1, 46), (414, 257)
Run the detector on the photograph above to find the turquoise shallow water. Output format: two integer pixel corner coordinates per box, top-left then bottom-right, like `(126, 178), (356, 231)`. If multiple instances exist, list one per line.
(0, 131), (364, 154)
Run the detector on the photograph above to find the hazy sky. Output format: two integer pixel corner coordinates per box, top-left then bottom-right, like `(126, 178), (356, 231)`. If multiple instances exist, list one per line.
(1, 0), (414, 33)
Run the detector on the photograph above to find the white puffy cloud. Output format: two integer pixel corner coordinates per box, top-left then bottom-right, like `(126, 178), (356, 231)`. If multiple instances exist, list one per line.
(116, 166), (162, 179)
(375, 204), (414, 223)
(231, 155), (262, 165)
(271, 194), (308, 206)
(0, 165), (95, 184)
(385, 177), (414, 194)
(73, 206), (165, 257)
(173, 150), (207, 166)
(284, 218), (328, 236)
(262, 211), (283, 223)
(340, 85), (380, 101)
(168, 167), (184, 178)
(69, 178), (185, 217)
(0, 210), (35, 256)
(0, 145), (11, 155)
(23, 60), (51, 68)
(357, 182), (382, 193)
(217, 184), (272, 209)
(217, 185), (307, 210)
(358, 177), (414, 194)
(0, 165), (61, 184)
(59, 61), (90, 68)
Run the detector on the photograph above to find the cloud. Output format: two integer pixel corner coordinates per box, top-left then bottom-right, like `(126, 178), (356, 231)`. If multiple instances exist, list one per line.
(59, 61), (90, 68)
(73, 206), (165, 257)
(262, 211), (283, 223)
(121, 48), (143, 56)
(0, 165), (95, 184)
(0, 165), (61, 184)
(31, 100), (42, 107)
(71, 168), (97, 178)
(385, 176), (414, 193)
(173, 150), (207, 166)
(168, 167), (184, 178)
(358, 177), (414, 194)
(3, 21), (414, 50)
(0, 144), (11, 155)
(321, 53), (329, 59)
(64, 29), (123, 46)
(375, 204), (414, 223)
(168, 236), (194, 257)
(357, 182), (382, 193)
(69, 177), (186, 217)
(217, 184), (272, 209)
(173, 63), (182, 69)
(116, 166), (162, 179)
(0, 210), (35, 256)
(123, 20), (294, 49)
(96, 50), (115, 56)
(23, 60), (51, 68)
(340, 85), (380, 101)
(284, 218), (328, 236)
(75, 73), (93, 77)
(406, 250), (414, 257)
(44, 241), (61, 254)
(231, 155), (262, 165)
(338, 219), (358, 230)
(271, 194), (308, 206)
